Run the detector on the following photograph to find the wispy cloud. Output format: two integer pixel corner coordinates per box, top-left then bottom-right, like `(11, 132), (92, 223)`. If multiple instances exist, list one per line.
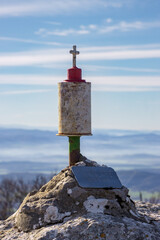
(40, 62), (160, 73)
(0, 75), (62, 85)
(90, 76), (160, 87)
(0, 75), (160, 92)
(100, 20), (160, 33)
(81, 49), (160, 60)
(80, 44), (160, 51)
(106, 18), (112, 23)
(44, 21), (61, 26)
(0, 89), (53, 95)
(83, 65), (160, 73)
(0, 37), (60, 46)
(90, 76), (160, 92)
(35, 24), (96, 37)
(0, 0), (125, 17)
(36, 20), (160, 37)
(0, 44), (160, 67)
(0, 48), (69, 66)
(35, 28), (90, 37)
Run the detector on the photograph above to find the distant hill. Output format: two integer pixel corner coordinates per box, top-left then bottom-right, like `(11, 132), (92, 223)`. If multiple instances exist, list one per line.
(0, 169), (160, 193)
(0, 172), (54, 183)
(0, 127), (160, 191)
(117, 170), (160, 192)
(0, 127), (160, 171)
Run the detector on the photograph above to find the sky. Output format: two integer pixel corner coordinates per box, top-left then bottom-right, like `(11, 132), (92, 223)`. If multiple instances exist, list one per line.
(0, 0), (160, 131)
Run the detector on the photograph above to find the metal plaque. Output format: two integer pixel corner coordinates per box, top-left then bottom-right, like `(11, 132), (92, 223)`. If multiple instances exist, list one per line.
(72, 166), (122, 189)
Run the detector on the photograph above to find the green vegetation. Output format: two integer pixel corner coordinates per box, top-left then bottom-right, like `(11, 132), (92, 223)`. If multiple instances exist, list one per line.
(129, 190), (160, 203)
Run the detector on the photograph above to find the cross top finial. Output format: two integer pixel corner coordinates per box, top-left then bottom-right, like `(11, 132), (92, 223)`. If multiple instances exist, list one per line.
(70, 45), (80, 67)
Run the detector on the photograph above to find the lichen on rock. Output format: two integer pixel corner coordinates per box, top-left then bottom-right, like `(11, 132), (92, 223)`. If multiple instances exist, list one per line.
(83, 196), (109, 213)
(13, 160), (140, 232)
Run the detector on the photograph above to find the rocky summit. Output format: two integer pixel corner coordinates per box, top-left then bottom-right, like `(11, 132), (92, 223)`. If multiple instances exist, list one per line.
(0, 158), (160, 240)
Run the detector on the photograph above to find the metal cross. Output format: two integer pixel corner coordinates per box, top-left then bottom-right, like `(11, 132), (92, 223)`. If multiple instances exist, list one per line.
(70, 45), (79, 67)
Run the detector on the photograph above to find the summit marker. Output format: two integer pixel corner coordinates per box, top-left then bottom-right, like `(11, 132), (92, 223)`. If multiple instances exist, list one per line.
(57, 45), (92, 166)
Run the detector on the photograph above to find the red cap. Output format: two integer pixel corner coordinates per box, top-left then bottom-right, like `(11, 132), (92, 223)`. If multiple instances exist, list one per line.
(65, 66), (85, 82)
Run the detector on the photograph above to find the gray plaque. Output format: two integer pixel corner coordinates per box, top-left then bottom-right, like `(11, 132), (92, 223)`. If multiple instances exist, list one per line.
(72, 166), (122, 189)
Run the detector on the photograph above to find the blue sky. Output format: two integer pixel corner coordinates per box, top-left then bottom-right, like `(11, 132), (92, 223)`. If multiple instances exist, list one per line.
(0, 0), (160, 130)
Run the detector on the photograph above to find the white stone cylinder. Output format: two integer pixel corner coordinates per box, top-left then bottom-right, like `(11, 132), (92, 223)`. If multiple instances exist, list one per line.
(58, 82), (91, 136)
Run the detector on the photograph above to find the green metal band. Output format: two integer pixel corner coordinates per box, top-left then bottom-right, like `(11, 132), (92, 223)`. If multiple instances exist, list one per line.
(69, 136), (80, 153)
(68, 136), (80, 166)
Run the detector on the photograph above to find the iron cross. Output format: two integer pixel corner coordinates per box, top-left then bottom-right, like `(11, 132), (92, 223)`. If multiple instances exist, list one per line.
(70, 45), (79, 67)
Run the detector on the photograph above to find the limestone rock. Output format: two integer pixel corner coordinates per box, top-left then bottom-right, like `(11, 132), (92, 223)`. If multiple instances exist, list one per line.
(0, 159), (160, 239)
(14, 165), (137, 232)
(0, 202), (160, 240)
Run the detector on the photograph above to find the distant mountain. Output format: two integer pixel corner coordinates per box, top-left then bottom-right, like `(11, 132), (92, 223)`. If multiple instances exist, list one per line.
(0, 128), (55, 146)
(0, 127), (160, 173)
(0, 169), (159, 193)
(0, 172), (54, 183)
(0, 161), (61, 175)
(117, 170), (160, 192)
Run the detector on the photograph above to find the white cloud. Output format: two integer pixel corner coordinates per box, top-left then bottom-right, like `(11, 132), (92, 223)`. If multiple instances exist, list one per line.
(92, 85), (160, 92)
(0, 45), (160, 67)
(0, 75), (160, 92)
(77, 30), (90, 35)
(29, 61), (160, 74)
(83, 65), (160, 73)
(0, 36), (61, 46)
(0, 75), (61, 85)
(81, 49), (160, 60)
(88, 76), (160, 92)
(0, 0), (125, 17)
(0, 48), (69, 66)
(0, 89), (53, 95)
(35, 28), (90, 37)
(80, 44), (160, 52)
(44, 21), (61, 26)
(89, 76), (160, 87)
(36, 20), (160, 37)
(88, 24), (97, 30)
(100, 20), (160, 33)
(106, 18), (112, 23)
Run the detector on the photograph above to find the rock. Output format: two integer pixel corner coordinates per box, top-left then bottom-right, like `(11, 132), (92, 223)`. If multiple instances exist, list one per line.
(0, 159), (160, 239)
(0, 203), (160, 240)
